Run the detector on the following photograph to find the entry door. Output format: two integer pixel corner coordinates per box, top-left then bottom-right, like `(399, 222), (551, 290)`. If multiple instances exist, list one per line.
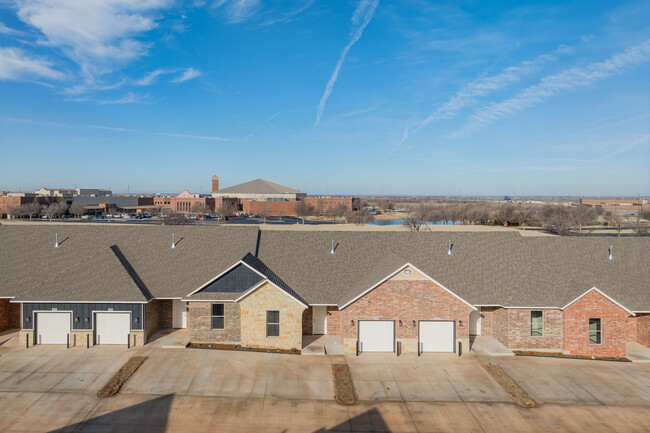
(312, 306), (327, 335)
(358, 320), (395, 352)
(419, 321), (455, 353)
(173, 300), (187, 329)
(36, 312), (71, 344)
(95, 312), (131, 345)
(469, 309), (481, 335)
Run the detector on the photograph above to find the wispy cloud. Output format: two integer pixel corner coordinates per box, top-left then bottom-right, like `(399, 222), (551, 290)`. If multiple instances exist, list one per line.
(97, 91), (147, 104)
(0, 115), (231, 141)
(453, 39), (650, 137)
(136, 67), (201, 85)
(260, 0), (314, 26)
(211, 0), (262, 24)
(15, 0), (172, 78)
(314, 0), (380, 128)
(244, 111), (281, 140)
(170, 67), (201, 83)
(0, 21), (27, 36)
(0, 46), (65, 81)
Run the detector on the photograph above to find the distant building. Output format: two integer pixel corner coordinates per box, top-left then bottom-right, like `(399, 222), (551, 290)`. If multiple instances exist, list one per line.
(580, 198), (649, 217)
(34, 188), (112, 198)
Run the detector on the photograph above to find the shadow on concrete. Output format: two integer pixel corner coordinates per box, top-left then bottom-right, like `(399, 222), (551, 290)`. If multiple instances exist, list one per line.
(312, 407), (390, 432)
(48, 394), (175, 433)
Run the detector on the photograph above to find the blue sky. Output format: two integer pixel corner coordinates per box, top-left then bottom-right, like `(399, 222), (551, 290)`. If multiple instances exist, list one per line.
(0, 0), (648, 196)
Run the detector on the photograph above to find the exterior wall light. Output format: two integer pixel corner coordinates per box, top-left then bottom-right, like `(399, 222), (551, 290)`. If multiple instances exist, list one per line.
(458, 320), (463, 327)
(135, 317), (140, 324)
(351, 319), (355, 326)
(75, 317), (80, 323)
(412, 320), (416, 326)
(26, 316), (30, 322)
(85, 317), (90, 323)
(399, 320), (402, 326)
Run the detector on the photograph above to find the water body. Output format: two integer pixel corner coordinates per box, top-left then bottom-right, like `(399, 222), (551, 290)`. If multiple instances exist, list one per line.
(368, 219), (464, 226)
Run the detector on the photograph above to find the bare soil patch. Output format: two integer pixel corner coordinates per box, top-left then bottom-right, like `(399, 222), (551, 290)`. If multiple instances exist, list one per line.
(97, 355), (147, 398)
(483, 363), (535, 408)
(514, 351), (630, 362)
(332, 363), (357, 405)
(187, 342), (300, 355)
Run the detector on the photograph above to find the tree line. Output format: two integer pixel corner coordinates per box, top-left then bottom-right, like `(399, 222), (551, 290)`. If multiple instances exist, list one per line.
(402, 202), (650, 236)
(5, 202), (87, 221)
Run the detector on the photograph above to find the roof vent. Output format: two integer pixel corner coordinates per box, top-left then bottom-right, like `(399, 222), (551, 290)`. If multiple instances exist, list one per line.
(54, 233), (59, 249)
(330, 239), (335, 255)
(447, 240), (453, 256)
(172, 233), (176, 249)
(608, 245), (613, 261)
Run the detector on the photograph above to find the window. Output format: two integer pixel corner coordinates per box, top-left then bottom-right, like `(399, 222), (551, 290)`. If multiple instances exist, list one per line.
(211, 304), (224, 329)
(589, 318), (602, 344)
(266, 310), (280, 337)
(531, 311), (543, 337)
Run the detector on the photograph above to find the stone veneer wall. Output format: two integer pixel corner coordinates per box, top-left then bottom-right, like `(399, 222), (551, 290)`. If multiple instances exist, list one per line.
(563, 290), (630, 358)
(505, 309), (563, 350)
(188, 302), (241, 343)
(340, 266), (472, 354)
(239, 282), (305, 351)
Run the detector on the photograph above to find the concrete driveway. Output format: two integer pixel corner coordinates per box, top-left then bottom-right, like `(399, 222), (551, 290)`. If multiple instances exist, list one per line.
(1, 342), (649, 432)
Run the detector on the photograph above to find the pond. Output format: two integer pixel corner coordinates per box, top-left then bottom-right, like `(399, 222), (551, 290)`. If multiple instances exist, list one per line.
(367, 219), (464, 226)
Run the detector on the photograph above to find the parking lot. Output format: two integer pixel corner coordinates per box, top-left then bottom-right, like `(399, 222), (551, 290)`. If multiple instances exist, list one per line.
(0, 343), (649, 432)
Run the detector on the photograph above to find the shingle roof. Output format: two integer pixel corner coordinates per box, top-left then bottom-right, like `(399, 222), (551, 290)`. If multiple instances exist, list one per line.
(1, 225), (648, 311)
(215, 179), (304, 195)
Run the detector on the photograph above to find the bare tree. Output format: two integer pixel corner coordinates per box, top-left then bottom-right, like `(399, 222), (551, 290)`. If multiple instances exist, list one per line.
(379, 198), (395, 212)
(640, 209), (650, 225)
(314, 199), (325, 220)
(346, 209), (375, 225)
(217, 200), (237, 220)
(22, 202), (43, 221)
(538, 205), (573, 235)
(43, 202), (68, 221)
(257, 205), (272, 223)
(571, 205), (598, 232)
(467, 203), (492, 225)
(69, 204), (86, 218)
(493, 204), (522, 226)
(332, 203), (348, 222)
(293, 200), (314, 224)
(403, 204), (431, 232)
(160, 213), (187, 225)
(605, 212), (625, 237)
(5, 204), (24, 219)
(191, 202), (209, 215)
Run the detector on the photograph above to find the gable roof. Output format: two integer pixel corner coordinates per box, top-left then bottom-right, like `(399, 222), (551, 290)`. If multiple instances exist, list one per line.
(216, 179), (304, 195)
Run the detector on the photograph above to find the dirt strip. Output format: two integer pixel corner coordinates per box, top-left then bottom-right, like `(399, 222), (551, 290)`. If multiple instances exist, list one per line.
(97, 355), (147, 398)
(483, 363), (536, 408)
(332, 363), (357, 405)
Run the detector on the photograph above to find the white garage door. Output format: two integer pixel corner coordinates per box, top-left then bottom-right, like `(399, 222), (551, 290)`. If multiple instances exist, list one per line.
(358, 320), (394, 352)
(419, 321), (455, 353)
(36, 312), (71, 344)
(96, 313), (131, 345)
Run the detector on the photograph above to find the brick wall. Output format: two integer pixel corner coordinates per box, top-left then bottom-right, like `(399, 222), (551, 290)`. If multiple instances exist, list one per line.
(327, 307), (341, 335)
(188, 302), (241, 343)
(563, 290), (631, 358)
(239, 282), (305, 351)
(340, 266), (472, 353)
(0, 299), (12, 332)
(144, 300), (160, 342)
(302, 307), (313, 335)
(158, 300), (173, 329)
(506, 309), (563, 350)
(490, 307), (509, 347)
(626, 316), (637, 343)
(637, 314), (650, 347)
(479, 307), (495, 337)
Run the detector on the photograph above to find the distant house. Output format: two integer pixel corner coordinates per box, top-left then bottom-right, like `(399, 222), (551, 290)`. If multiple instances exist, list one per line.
(0, 226), (648, 359)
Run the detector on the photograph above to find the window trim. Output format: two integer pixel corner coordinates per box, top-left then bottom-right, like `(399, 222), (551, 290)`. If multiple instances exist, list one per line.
(266, 310), (280, 337)
(211, 303), (225, 330)
(530, 310), (544, 337)
(588, 317), (602, 345)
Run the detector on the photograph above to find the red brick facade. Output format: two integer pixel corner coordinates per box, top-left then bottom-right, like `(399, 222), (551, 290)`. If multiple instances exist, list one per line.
(636, 314), (650, 347)
(481, 307), (563, 350)
(340, 274), (473, 341)
(0, 299), (20, 332)
(326, 307), (340, 335)
(562, 290), (631, 358)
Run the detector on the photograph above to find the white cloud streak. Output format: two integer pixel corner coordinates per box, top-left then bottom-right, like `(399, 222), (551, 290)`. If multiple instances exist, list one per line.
(211, 0), (261, 24)
(15, 0), (171, 77)
(454, 39), (650, 137)
(0, 21), (26, 36)
(0, 46), (65, 80)
(314, 0), (380, 128)
(170, 67), (201, 83)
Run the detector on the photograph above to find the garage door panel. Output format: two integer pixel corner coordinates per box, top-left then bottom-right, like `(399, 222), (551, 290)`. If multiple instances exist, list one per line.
(37, 312), (71, 345)
(419, 321), (455, 353)
(359, 320), (394, 352)
(96, 313), (130, 345)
